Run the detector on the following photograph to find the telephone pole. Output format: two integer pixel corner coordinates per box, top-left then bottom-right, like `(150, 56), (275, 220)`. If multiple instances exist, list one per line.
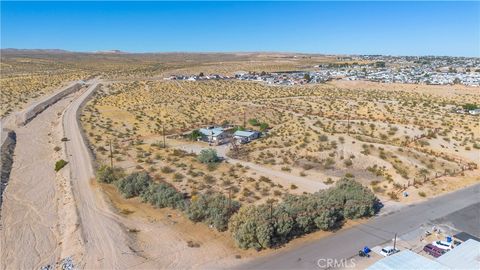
(347, 111), (351, 135)
(243, 110), (246, 128)
(162, 123), (166, 148)
(109, 139), (113, 168)
(393, 233), (397, 250)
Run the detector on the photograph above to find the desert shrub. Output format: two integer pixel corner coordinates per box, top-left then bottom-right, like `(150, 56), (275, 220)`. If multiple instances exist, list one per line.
(161, 166), (174, 173)
(186, 193), (240, 231)
(259, 122), (269, 131)
(140, 182), (185, 209)
(115, 172), (151, 198)
(189, 129), (202, 140)
(248, 118), (260, 126)
(55, 159), (68, 172)
(228, 205), (274, 250)
(197, 149), (219, 163)
(96, 165), (125, 183)
(229, 178), (378, 250)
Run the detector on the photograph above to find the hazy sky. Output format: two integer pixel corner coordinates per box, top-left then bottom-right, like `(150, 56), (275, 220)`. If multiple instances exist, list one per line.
(1, 1), (479, 56)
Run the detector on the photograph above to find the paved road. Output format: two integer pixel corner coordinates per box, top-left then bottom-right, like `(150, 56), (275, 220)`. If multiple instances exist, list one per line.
(238, 183), (480, 270)
(63, 81), (144, 268)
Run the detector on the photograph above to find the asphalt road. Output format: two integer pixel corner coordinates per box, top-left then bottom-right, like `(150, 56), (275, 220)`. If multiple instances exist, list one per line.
(237, 183), (480, 270)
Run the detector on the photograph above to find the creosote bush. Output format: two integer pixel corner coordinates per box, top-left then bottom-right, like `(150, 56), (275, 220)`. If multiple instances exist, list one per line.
(197, 149), (219, 163)
(96, 165), (125, 183)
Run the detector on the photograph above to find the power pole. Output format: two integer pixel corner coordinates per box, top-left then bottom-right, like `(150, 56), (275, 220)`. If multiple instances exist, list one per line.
(109, 139), (113, 168)
(162, 123), (166, 148)
(393, 233), (397, 250)
(228, 188), (232, 214)
(347, 111), (351, 135)
(243, 110), (246, 128)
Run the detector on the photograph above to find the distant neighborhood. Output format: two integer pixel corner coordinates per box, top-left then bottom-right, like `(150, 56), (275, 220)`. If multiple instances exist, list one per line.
(164, 55), (480, 87)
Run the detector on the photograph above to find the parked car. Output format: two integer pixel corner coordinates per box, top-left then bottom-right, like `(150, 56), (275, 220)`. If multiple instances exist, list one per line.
(432, 240), (454, 250)
(380, 246), (399, 256)
(423, 244), (447, 258)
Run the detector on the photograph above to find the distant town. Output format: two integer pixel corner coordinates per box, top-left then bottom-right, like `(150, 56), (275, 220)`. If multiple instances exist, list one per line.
(165, 55), (480, 87)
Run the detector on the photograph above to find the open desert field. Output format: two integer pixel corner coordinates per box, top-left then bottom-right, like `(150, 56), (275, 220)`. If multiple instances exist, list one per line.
(82, 78), (480, 206)
(2, 51), (479, 268)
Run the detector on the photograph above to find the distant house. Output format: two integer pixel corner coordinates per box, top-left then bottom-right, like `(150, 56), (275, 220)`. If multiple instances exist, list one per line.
(233, 130), (260, 144)
(199, 127), (228, 145)
(468, 109), (480, 115)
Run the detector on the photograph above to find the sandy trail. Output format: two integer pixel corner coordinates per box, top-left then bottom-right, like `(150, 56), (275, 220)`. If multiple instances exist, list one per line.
(62, 81), (146, 269)
(0, 94), (77, 269)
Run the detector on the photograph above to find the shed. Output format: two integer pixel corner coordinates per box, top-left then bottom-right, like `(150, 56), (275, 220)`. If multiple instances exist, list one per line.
(233, 130), (260, 143)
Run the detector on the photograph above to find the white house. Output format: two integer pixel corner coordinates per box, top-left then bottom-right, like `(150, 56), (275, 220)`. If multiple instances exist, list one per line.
(199, 127), (228, 145)
(233, 130), (260, 143)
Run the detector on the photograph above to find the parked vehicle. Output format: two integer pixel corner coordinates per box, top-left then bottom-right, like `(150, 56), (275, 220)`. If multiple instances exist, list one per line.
(432, 240), (454, 250)
(380, 246), (399, 256)
(359, 246), (371, 258)
(423, 244), (447, 258)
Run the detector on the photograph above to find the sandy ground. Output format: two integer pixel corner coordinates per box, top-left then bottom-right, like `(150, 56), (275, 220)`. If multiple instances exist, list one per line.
(169, 139), (328, 192)
(0, 93), (78, 269)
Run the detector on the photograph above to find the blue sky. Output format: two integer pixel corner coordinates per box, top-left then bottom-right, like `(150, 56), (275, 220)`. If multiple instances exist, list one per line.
(1, 1), (479, 56)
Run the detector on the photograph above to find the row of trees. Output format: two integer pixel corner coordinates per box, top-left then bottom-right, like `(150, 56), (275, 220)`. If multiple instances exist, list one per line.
(97, 165), (378, 249)
(96, 165), (238, 232)
(229, 178), (379, 250)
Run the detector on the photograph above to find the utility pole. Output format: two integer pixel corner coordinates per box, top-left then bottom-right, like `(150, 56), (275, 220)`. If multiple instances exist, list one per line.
(393, 233), (397, 250)
(109, 139), (113, 168)
(227, 188), (232, 214)
(243, 110), (246, 128)
(162, 123), (166, 148)
(347, 111), (351, 135)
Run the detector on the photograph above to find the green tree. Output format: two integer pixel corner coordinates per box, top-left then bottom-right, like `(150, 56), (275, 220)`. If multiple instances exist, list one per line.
(197, 149), (219, 163)
(190, 129), (202, 140)
(259, 122), (269, 132)
(96, 165), (125, 183)
(115, 172), (151, 198)
(248, 118), (260, 126)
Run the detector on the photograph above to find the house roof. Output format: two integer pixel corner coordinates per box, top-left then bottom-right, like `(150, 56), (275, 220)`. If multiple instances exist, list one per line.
(367, 250), (447, 270)
(234, 130), (258, 137)
(453, 232), (480, 242)
(199, 127), (224, 137)
(436, 239), (480, 270)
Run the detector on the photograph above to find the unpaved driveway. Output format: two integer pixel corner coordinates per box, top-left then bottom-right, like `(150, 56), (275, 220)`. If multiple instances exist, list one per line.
(171, 141), (327, 192)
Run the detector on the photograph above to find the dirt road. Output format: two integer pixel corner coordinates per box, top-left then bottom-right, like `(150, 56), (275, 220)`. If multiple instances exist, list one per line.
(171, 141), (327, 192)
(62, 82), (145, 268)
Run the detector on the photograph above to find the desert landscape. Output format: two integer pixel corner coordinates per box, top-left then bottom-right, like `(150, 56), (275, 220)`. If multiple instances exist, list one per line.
(1, 50), (479, 269)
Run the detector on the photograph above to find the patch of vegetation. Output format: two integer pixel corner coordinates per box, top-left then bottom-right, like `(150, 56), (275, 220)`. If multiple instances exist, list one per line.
(197, 149), (219, 163)
(54, 159), (68, 172)
(229, 178), (378, 250)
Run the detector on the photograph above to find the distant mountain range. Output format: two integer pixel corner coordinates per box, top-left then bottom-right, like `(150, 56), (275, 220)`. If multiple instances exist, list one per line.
(1, 48), (128, 54)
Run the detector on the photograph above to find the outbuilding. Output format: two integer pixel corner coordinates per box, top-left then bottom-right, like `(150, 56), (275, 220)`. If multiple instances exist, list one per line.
(233, 130), (260, 143)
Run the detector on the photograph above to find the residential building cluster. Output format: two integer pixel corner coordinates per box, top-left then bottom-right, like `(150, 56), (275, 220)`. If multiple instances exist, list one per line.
(164, 55), (480, 87)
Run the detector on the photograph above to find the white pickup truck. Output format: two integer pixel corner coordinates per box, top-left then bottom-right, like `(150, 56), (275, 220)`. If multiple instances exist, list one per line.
(380, 246), (400, 256)
(432, 240), (454, 250)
